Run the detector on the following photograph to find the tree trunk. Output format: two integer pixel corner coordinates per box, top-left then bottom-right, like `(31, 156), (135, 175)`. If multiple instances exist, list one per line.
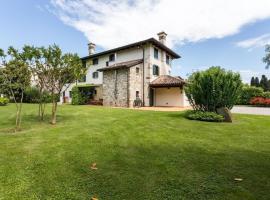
(40, 103), (46, 121)
(51, 100), (57, 125)
(15, 93), (23, 131)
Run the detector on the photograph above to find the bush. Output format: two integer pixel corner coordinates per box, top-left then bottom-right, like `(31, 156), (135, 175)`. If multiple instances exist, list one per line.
(250, 97), (270, 107)
(237, 86), (264, 105)
(185, 66), (242, 112)
(71, 86), (87, 105)
(23, 87), (51, 104)
(262, 91), (270, 98)
(185, 110), (224, 122)
(0, 97), (9, 106)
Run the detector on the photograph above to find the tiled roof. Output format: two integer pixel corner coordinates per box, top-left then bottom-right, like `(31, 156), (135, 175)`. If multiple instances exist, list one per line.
(81, 38), (180, 60)
(150, 75), (185, 87)
(98, 59), (143, 71)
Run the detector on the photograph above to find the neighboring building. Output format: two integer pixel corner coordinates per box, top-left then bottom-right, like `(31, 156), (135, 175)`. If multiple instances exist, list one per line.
(61, 32), (190, 107)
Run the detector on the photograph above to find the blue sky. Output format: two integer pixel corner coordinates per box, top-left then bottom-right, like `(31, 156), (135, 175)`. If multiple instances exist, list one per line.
(1, 0), (270, 83)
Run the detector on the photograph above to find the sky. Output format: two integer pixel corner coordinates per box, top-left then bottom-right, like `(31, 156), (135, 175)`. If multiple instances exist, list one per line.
(1, 0), (270, 83)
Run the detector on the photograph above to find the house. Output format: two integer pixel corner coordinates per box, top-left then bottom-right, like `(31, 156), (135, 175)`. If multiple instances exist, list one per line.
(61, 32), (190, 107)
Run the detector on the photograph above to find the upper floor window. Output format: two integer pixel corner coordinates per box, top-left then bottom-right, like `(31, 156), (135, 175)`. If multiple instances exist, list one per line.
(154, 48), (159, 59)
(136, 67), (140, 74)
(92, 71), (99, 79)
(153, 65), (159, 76)
(78, 75), (86, 82)
(166, 55), (170, 65)
(109, 53), (115, 62)
(93, 58), (99, 65)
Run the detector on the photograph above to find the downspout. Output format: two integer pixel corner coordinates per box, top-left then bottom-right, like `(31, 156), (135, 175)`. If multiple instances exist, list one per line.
(127, 69), (129, 107)
(142, 45), (145, 106)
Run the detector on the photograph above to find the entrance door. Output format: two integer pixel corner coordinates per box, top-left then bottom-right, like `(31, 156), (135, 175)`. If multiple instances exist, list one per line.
(149, 88), (154, 106)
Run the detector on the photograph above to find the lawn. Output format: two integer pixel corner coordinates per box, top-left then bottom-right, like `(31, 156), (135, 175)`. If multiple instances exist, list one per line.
(0, 104), (270, 200)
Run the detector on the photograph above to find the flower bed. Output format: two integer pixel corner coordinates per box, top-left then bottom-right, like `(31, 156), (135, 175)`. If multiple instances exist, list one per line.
(250, 97), (270, 107)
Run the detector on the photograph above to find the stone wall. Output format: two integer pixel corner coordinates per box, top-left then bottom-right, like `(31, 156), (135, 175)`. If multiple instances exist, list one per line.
(103, 68), (129, 107)
(128, 64), (143, 107)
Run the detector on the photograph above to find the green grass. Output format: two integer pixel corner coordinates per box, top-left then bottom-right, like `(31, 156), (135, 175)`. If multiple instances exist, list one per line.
(0, 104), (270, 200)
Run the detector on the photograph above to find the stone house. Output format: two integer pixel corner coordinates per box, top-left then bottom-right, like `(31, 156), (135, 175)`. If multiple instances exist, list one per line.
(61, 32), (190, 107)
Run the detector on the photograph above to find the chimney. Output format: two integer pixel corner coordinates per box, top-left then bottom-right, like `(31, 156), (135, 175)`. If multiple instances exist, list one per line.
(157, 31), (167, 45)
(88, 43), (96, 55)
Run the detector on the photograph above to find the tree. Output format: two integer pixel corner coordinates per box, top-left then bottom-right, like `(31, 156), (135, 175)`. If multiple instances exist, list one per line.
(0, 47), (31, 131)
(255, 77), (260, 87)
(250, 76), (255, 86)
(41, 45), (84, 124)
(263, 44), (270, 69)
(259, 75), (270, 91)
(185, 66), (242, 112)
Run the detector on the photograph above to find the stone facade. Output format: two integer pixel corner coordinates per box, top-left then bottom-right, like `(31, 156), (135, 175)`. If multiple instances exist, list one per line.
(103, 68), (129, 107)
(128, 64), (143, 107)
(103, 63), (144, 107)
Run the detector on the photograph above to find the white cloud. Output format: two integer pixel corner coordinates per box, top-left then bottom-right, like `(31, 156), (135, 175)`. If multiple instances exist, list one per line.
(50, 0), (270, 49)
(236, 34), (270, 50)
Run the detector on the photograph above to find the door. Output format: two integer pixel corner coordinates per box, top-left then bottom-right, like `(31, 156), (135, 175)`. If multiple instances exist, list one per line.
(149, 88), (154, 106)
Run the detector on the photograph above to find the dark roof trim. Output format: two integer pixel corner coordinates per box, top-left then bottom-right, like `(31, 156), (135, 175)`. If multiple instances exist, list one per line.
(98, 59), (143, 71)
(81, 38), (180, 60)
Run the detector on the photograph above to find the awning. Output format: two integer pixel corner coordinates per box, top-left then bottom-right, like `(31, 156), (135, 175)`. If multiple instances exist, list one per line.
(98, 59), (143, 71)
(150, 75), (185, 88)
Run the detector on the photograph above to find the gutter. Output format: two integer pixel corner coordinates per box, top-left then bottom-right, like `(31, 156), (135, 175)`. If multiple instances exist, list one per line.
(142, 45), (145, 106)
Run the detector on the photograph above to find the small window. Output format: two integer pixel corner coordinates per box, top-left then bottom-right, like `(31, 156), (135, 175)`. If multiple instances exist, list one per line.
(69, 91), (72, 98)
(154, 48), (159, 59)
(92, 71), (99, 79)
(94, 90), (97, 95)
(136, 67), (140, 74)
(166, 55), (170, 65)
(136, 91), (139, 98)
(109, 54), (115, 62)
(106, 61), (109, 66)
(153, 65), (159, 76)
(78, 75), (86, 82)
(93, 58), (98, 65)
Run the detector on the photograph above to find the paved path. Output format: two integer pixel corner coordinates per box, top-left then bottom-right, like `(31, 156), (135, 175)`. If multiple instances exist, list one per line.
(231, 106), (270, 116)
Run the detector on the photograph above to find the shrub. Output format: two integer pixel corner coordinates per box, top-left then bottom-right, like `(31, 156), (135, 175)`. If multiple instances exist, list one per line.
(237, 86), (264, 105)
(23, 87), (51, 104)
(185, 110), (224, 122)
(262, 91), (270, 98)
(0, 97), (9, 106)
(250, 97), (270, 107)
(71, 86), (87, 105)
(185, 66), (242, 112)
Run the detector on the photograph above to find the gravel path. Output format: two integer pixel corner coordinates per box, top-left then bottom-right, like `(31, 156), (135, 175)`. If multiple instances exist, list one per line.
(231, 106), (270, 116)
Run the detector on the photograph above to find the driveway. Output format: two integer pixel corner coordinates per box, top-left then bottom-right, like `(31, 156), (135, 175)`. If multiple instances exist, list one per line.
(231, 106), (270, 116)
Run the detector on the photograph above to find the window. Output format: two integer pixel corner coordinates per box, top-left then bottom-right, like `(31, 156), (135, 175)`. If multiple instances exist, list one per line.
(153, 65), (159, 76)
(166, 55), (170, 65)
(93, 58), (98, 65)
(94, 90), (97, 95)
(136, 91), (139, 98)
(92, 71), (99, 79)
(109, 53), (115, 62)
(154, 48), (159, 59)
(78, 75), (86, 82)
(106, 61), (109, 66)
(136, 67), (140, 74)
(69, 91), (72, 98)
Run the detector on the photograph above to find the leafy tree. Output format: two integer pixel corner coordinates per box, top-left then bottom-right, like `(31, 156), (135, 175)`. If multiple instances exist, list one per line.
(250, 76), (255, 86)
(40, 45), (84, 124)
(185, 66), (242, 112)
(263, 44), (270, 69)
(254, 77), (260, 87)
(0, 47), (31, 131)
(259, 75), (270, 91)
